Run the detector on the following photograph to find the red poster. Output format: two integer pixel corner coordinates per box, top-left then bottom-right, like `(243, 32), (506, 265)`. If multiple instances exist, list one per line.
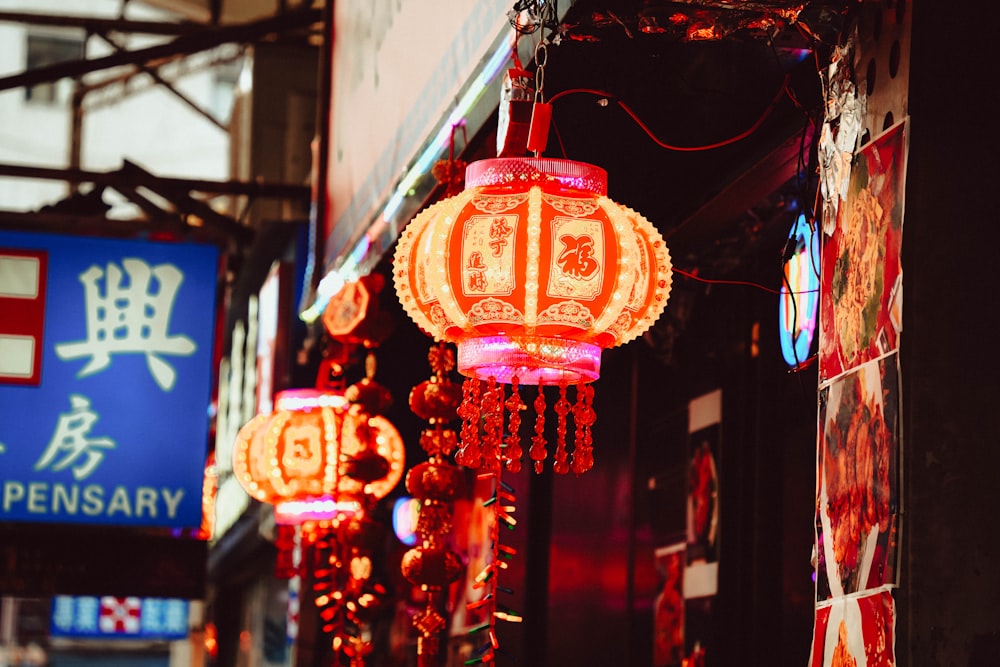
(653, 544), (685, 666)
(819, 120), (905, 383)
(811, 591), (896, 667)
(817, 354), (900, 600)
(809, 604), (832, 667)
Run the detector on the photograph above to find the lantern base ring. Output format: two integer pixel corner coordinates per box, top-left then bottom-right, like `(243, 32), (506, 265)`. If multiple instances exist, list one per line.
(274, 497), (362, 525)
(456, 335), (601, 385)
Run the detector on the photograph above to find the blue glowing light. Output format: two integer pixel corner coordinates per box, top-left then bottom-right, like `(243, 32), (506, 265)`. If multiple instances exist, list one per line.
(392, 496), (420, 546)
(778, 213), (820, 368)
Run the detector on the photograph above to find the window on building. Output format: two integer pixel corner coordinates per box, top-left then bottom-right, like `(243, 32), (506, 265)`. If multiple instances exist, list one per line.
(24, 32), (86, 106)
(211, 57), (244, 125)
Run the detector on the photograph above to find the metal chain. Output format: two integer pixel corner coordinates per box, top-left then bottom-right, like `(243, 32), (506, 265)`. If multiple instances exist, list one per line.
(534, 38), (547, 103)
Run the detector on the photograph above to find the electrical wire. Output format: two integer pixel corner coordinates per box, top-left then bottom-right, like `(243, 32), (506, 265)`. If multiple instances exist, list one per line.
(673, 266), (818, 296)
(547, 73), (791, 152)
(674, 265), (818, 373)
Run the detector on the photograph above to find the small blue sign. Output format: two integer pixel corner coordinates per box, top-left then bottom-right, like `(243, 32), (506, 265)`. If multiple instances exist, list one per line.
(0, 231), (218, 528)
(50, 595), (190, 640)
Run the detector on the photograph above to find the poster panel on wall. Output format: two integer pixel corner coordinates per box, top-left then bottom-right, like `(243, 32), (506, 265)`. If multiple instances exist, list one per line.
(809, 589), (896, 667)
(816, 353), (900, 601)
(819, 119), (906, 383)
(685, 389), (721, 599)
(0, 231), (218, 529)
(653, 543), (685, 667)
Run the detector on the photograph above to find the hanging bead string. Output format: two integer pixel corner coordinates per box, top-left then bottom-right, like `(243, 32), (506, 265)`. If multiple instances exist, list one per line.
(466, 470), (522, 665)
(529, 384), (547, 473)
(403, 343), (464, 667)
(408, 456), (456, 666)
(481, 378), (504, 474)
(571, 384), (596, 474)
(503, 376), (524, 473)
(302, 516), (386, 665)
(457, 378), (483, 467)
(553, 380), (571, 474)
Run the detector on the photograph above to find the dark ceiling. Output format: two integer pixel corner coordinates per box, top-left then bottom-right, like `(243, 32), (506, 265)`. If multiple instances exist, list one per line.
(509, 0), (849, 258)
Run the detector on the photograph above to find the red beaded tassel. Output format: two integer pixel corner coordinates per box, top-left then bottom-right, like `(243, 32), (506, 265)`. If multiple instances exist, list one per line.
(553, 381), (571, 474)
(302, 519), (385, 666)
(480, 378), (504, 474)
(456, 378), (482, 467)
(503, 376), (524, 473)
(529, 385), (547, 473)
(571, 384), (596, 474)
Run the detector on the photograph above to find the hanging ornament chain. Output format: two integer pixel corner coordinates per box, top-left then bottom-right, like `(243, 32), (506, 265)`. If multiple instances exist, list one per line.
(464, 469), (521, 665)
(302, 521), (379, 666)
(534, 38), (547, 107)
(454, 373), (597, 663)
(460, 376), (522, 664)
(526, 21), (554, 156)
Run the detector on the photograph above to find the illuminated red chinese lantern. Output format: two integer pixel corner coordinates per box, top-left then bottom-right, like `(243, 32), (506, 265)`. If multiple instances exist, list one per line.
(394, 157), (672, 474)
(232, 376), (405, 665)
(232, 388), (405, 524)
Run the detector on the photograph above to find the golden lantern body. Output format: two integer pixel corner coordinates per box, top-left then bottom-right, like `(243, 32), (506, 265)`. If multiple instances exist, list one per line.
(394, 157), (672, 385)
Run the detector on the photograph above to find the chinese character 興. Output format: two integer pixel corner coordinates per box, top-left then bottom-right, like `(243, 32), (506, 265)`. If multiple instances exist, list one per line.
(55, 258), (196, 391)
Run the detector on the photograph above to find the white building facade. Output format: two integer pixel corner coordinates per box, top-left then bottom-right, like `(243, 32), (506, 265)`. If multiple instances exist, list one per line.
(0, 0), (236, 215)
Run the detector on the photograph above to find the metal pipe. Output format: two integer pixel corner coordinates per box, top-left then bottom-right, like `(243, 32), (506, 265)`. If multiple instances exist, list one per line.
(0, 162), (310, 199)
(0, 7), (321, 92)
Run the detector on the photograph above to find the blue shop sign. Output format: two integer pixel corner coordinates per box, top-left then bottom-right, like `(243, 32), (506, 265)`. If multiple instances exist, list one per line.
(50, 595), (190, 640)
(0, 231), (217, 528)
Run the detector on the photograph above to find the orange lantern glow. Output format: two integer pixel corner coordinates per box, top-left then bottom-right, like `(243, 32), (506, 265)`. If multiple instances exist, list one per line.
(394, 157), (672, 473)
(232, 388), (405, 524)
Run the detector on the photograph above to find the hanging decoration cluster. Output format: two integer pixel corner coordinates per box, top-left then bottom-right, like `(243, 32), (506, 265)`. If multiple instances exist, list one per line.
(393, 156), (673, 473)
(463, 468), (522, 665)
(400, 344), (466, 665)
(401, 345), (525, 666)
(232, 355), (405, 665)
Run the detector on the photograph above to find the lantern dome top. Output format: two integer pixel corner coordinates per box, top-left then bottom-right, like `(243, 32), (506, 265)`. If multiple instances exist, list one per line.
(465, 157), (607, 195)
(275, 388), (349, 411)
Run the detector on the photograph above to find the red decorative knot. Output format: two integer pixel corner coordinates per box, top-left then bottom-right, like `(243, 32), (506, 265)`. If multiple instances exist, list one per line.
(503, 377), (524, 473)
(529, 386), (548, 474)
